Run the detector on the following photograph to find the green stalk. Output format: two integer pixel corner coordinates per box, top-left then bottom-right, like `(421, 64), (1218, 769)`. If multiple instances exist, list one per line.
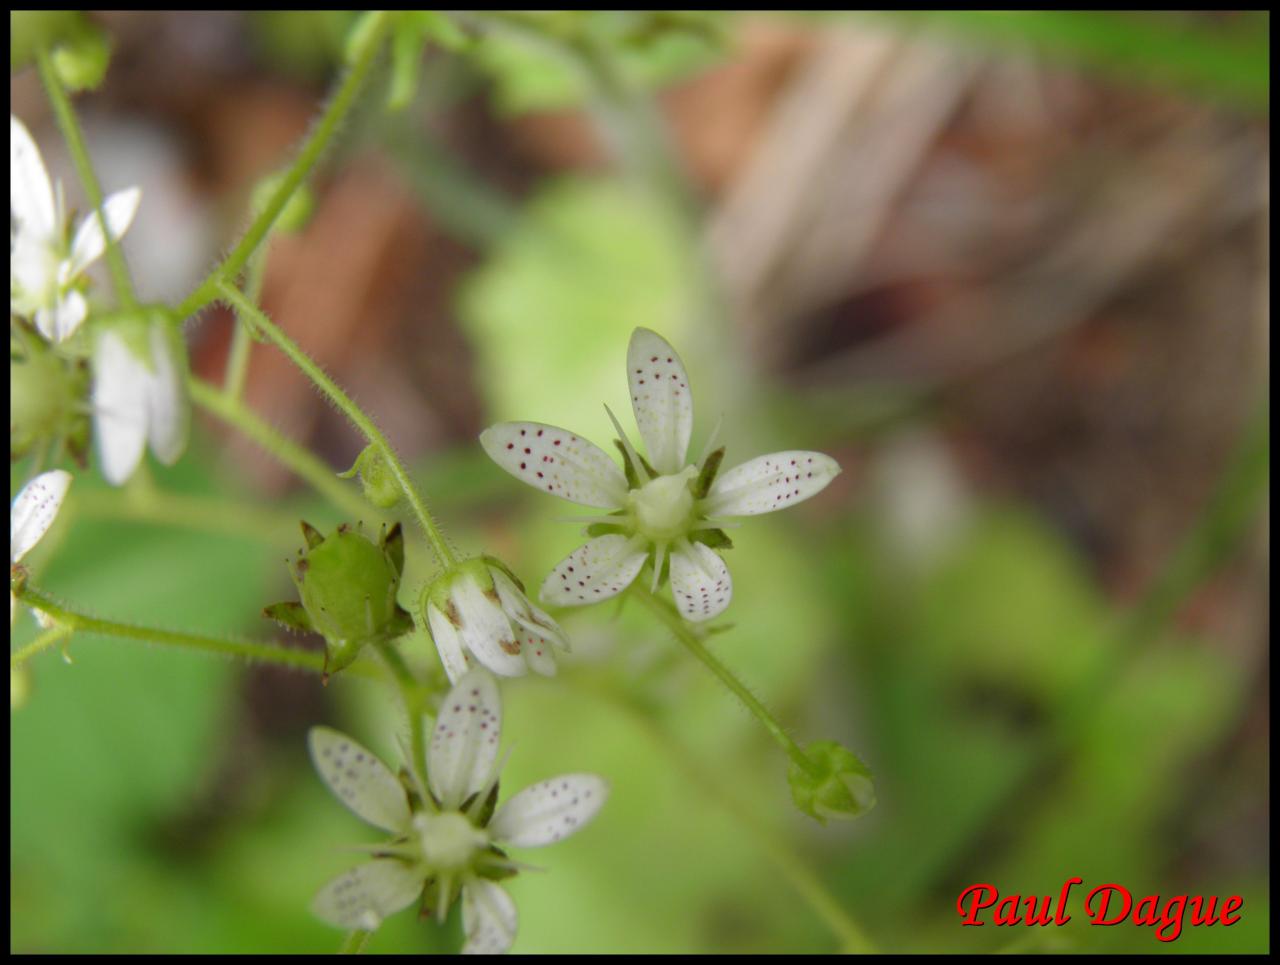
(629, 583), (822, 779)
(35, 47), (136, 308)
(176, 11), (392, 321)
(216, 282), (456, 568)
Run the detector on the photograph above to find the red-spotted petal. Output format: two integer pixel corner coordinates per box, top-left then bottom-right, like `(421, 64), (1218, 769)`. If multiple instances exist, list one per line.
(308, 727), (411, 833)
(627, 328), (693, 475)
(490, 773), (608, 848)
(311, 859), (423, 930)
(480, 422), (626, 508)
(669, 540), (732, 622)
(539, 535), (648, 608)
(461, 879), (518, 954)
(10, 470), (71, 563)
(427, 669), (502, 810)
(704, 451), (841, 517)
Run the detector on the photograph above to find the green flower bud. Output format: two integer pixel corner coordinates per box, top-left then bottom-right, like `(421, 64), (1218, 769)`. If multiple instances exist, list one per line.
(250, 172), (315, 234)
(264, 521), (411, 678)
(50, 22), (111, 92)
(10, 11), (81, 71)
(788, 741), (875, 824)
(338, 445), (400, 509)
(10, 333), (90, 463)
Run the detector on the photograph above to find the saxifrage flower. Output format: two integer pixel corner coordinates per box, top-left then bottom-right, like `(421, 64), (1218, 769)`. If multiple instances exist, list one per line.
(480, 328), (841, 622)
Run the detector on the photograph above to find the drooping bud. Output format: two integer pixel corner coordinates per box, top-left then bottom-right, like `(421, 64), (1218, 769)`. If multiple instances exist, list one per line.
(339, 444), (401, 509)
(264, 521), (412, 678)
(50, 21), (112, 91)
(421, 556), (567, 682)
(788, 740), (875, 824)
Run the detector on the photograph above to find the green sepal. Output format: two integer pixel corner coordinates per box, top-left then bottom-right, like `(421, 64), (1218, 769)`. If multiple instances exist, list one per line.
(263, 600), (313, 634)
(463, 780), (501, 829)
(694, 446), (725, 499)
(691, 528), (733, 550)
(586, 522), (627, 538)
(473, 846), (519, 883)
(387, 603), (414, 639)
(614, 439), (640, 489)
(788, 740), (876, 824)
(381, 522), (405, 577)
(300, 520), (325, 549)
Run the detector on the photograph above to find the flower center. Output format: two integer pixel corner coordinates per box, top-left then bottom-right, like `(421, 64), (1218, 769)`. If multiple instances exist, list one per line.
(413, 811), (487, 871)
(629, 466), (697, 540)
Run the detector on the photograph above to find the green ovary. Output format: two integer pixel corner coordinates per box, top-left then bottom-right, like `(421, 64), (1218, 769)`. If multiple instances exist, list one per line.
(414, 812), (487, 871)
(628, 466), (697, 541)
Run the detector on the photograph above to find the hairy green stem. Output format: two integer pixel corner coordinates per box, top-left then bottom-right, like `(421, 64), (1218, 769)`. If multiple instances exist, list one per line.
(12, 581), (341, 674)
(224, 245), (270, 399)
(583, 676), (876, 953)
(9, 623), (74, 668)
(628, 583), (822, 779)
(216, 282), (456, 568)
(176, 11), (392, 321)
(35, 47), (136, 308)
(188, 376), (372, 522)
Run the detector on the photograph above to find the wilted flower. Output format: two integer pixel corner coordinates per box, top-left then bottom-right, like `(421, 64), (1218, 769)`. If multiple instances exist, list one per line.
(480, 328), (841, 622)
(309, 669), (608, 953)
(10, 114), (140, 343)
(422, 557), (567, 683)
(10, 469), (71, 624)
(91, 317), (188, 485)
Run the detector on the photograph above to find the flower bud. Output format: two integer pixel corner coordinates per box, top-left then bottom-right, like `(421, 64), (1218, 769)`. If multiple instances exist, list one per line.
(50, 22), (111, 91)
(338, 445), (400, 509)
(788, 740), (875, 823)
(421, 557), (567, 682)
(264, 521), (411, 678)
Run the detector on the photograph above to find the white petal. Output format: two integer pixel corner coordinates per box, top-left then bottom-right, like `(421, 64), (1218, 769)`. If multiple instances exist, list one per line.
(311, 859), (423, 931)
(11, 469), (72, 563)
(490, 773), (609, 848)
(452, 572), (526, 678)
(480, 422), (627, 509)
(427, 602), (472, 684)
(427, 668), (502, 810)
(490, 568), (568, 650)
(539, 535), (648, 607)
(65, 186), (141, 280)
(668, 540), (732, 622)
(92, 331), (149, 485)
(48, 288), (88, 342)
(627, 328), (693, 475)
(145, 323), (188, 464)
(704, 451), (841, 517)
(307, 727), (411, 834)
(461, 879), (518, 955)
(517, 627), (558, 676)
(10, 116), (56, 241)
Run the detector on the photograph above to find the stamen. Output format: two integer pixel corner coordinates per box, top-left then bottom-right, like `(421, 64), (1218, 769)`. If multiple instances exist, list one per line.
(604, 404), (644, 482)
(651, 541), (667, 593)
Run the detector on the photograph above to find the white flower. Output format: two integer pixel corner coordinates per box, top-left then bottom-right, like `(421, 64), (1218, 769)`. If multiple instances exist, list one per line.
(92, 321), (188, 485)
(480, 328), (842, 622)
(308, 669), (608, 954)
(423, 557), (569, 683)
(10, 114), (140, 343)
(10, 469), (71, 624)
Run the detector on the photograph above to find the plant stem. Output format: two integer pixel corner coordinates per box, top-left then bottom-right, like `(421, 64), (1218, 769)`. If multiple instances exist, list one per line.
(628, 583), (822, 779)
(337, 930), (372, 954)
(187, 376), (372, 522)
(223, 245), (270, 400)
(9, 623), (74, 668)
(35, 47), (136, 309)
(175, 11), (392, 322)
(374, 638), (428, 782)
(216, 282), (456, 568)
(12, 581), (338, 675)
(583, 675), (877, 953)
